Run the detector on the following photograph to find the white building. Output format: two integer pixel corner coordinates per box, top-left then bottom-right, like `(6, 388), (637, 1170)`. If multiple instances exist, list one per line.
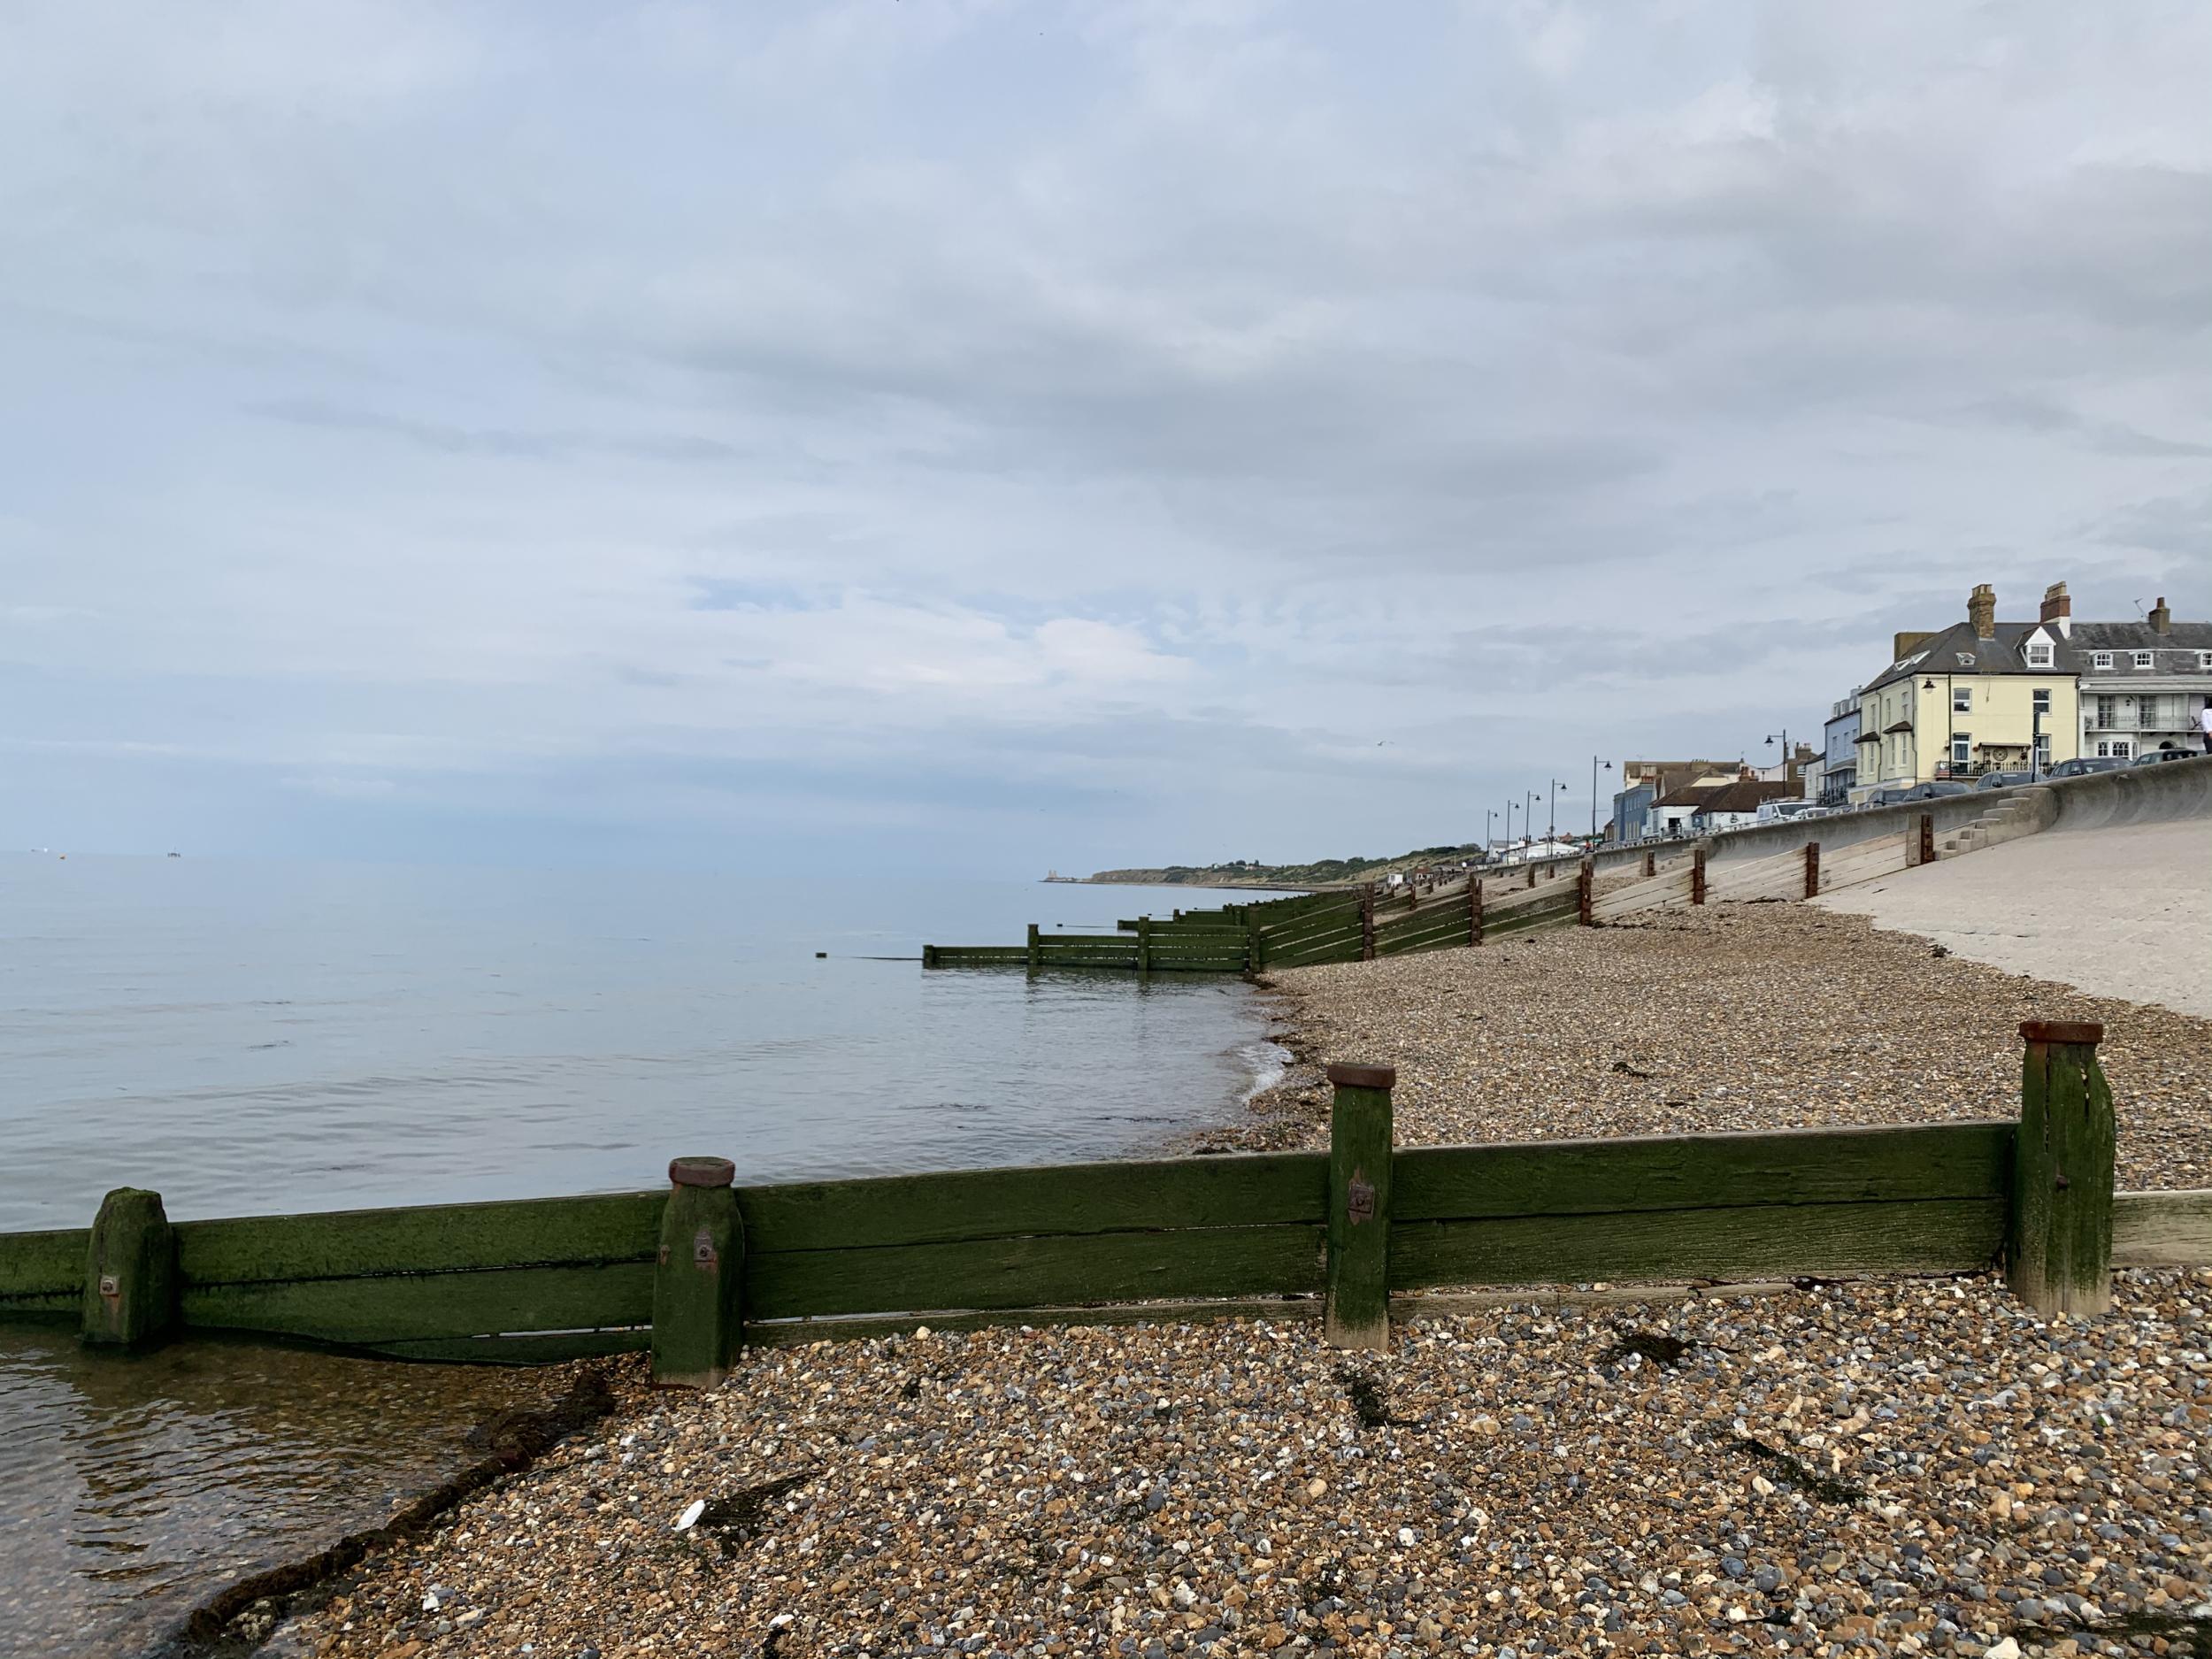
(2036, 585), (2212, 761)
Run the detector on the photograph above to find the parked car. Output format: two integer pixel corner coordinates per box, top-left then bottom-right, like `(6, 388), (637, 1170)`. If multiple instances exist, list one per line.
(1866, 786), (1917, 806)
(1906, 780), (1978, 800)
(2047, 756), (2130, 778)
(1976, 769), (2034, 789)
(2131, 747), (2199, 765)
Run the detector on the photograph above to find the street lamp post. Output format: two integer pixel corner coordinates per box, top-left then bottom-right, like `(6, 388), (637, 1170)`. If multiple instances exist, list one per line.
(1591, 756), (1611, 840)
(1549, 780), (1566, 842)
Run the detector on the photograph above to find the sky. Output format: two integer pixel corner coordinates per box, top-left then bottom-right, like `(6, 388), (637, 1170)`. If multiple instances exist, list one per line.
(4, 1), (2208, 875)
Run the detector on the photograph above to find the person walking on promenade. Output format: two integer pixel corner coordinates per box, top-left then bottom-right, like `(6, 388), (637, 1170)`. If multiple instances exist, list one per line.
(2199, 699), (2212, 755)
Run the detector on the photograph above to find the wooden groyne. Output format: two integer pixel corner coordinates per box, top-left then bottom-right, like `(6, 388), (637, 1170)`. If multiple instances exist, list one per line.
(6, 1025), (2206, 1384)
(924, 823), (1934, 974)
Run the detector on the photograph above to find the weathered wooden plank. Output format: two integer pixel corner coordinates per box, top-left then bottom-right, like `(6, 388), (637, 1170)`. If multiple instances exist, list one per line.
(1266, 925), (1366, 959)
(1482, 902), (1578, 940)
(740, 1151), (1327, 1254)
(1374, 916), (1473, 956)
(1391, 1197), (2004, 1289)
(1394, 1123), (2012, 1223)
(1482, 881), (1581, 917)
(1268, 937), (1366, 968)
(174, 1191), (664, 1286)
(1712, 867), (1809, 904)
(0, 1228), (89, 1300)
(180, 1261), (654, 1345)
(368, 1328), (650, 1364)
(1262, 911), (1367, 951)
(1374, 925), (1472, 959)
(1814, 842), (1898, 874)
(1707, 852), (1809, 899)
(2113, 1190), (2212, 1266)
(1591, 869), (1694, 921)
(745, 1223), (1325, 1319)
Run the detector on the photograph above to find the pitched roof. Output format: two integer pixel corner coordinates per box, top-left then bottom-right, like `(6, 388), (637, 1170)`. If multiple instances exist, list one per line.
(2062, 618), (2212, 662)
(1651, 778), (1738, 809)
(1688, 779), (1798, 817)
(1863, 619), (2055, 691)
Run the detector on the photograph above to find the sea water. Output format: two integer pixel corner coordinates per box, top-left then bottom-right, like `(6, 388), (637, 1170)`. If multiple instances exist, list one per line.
(0, 854), (1288, 1653)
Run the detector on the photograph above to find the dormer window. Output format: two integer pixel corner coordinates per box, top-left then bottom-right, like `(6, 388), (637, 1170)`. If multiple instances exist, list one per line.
(2024, 641), (2054, 668)
(2132, 651), (2154, 669)
(2092, 651), (2114, 670)
(2200, 651), (2212, 671)
(1955, 652), (1975, 667)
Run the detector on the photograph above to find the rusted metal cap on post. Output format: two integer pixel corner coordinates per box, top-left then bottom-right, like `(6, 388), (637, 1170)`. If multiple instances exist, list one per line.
(1326, 1063), (1396, 1092)
(669, 1156), (736, 1188)
(2020, 1019), (2103, 1046)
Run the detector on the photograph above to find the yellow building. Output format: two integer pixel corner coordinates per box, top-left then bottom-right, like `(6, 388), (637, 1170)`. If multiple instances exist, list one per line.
(1849, 584), (2080, 801)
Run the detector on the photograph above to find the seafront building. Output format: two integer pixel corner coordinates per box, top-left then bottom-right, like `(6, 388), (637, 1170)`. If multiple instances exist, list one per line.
(1819, 690), (1861, 804)
(1607, 759), (1739, 843)
(2044, 585), (2212, 761)
(1848, 583), (2081, 802)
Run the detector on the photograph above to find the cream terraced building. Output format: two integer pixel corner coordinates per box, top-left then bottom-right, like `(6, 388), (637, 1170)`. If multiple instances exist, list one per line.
(1849, 583), (2080, 802)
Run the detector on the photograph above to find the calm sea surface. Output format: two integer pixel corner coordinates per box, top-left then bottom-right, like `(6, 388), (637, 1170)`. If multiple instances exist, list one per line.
(0, 854), (1288, 1655)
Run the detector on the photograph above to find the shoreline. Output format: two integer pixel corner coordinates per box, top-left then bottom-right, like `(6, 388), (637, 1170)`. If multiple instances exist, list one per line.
(197, 905), (2212, 1655)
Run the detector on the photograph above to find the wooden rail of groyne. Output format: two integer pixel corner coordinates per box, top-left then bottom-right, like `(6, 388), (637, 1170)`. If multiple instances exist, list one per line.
(8, 1025), (2208, 1385)
(925, 826), (1927, 974)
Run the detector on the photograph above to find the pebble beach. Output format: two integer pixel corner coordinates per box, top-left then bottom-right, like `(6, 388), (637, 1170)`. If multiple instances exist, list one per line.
(264, 901), (2212, 1659)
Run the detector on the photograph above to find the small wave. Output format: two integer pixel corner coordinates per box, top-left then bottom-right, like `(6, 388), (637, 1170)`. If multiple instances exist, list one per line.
(1238, 1038), (1293, 1103)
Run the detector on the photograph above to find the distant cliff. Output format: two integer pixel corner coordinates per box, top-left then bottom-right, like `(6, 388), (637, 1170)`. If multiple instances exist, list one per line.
(1085, 843), (1487, 888)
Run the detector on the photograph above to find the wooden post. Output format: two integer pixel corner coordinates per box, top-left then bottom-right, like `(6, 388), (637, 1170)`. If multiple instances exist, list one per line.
(1245, 910), (1264, 973)
(1405, 880), (1417, 910)
(1359, 885), (1376, 962)
(1469, 878), (1484, 947)
(1642, 849), (1656, 877)
(1916, 812), (1935, 866)
(1802, 841), (1821, 899)
(1025, 923), (1041, 972)
(1525, 863), (1537, 888)
(1691, 845), (1708, 905)
(2008, 1021), (2116, 1319)
(922, 944), (939, 969)
(652, 1156), (744, 1388)
(1577, 856), (1594, 925)
(81, 1187), (175, 1350)
(1324, 1063), (1394, 1351)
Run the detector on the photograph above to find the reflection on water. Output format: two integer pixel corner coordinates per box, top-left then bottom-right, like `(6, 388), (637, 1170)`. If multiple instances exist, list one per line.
(0, 1326), (559, 1657)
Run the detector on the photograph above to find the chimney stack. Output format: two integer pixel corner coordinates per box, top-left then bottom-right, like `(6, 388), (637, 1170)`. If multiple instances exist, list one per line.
(1969, 583), (1997, 641)
(2039, 581), (2071, 636)
(2149, 596), (2171, 634)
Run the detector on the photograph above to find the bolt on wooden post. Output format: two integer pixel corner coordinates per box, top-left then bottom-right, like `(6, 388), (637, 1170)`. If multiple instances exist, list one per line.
(81, 1187), (176, 1349)
(2008, 1021), (2116, 1319)
(1324, 1063), (1394, 1351)
(652, 1156), (745, 1388)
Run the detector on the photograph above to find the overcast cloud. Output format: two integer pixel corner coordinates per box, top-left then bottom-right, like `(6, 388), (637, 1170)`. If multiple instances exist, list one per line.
(4, 1), (2208, 872)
